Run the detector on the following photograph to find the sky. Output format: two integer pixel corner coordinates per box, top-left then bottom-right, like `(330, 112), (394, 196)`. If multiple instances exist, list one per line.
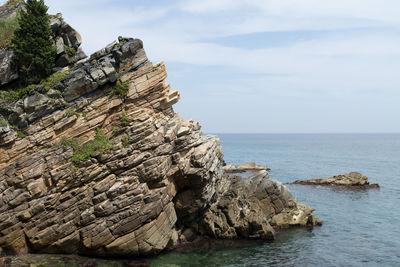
(3, 0), (400, 133)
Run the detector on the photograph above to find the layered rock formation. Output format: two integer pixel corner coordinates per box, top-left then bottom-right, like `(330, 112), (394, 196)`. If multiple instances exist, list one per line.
(0, 4), (321, 258)
(292, 172), (379, 188)
(0, 36), (224, 256)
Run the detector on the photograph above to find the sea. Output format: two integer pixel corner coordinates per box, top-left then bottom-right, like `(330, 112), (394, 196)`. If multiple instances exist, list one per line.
(6, 134), (400, 266)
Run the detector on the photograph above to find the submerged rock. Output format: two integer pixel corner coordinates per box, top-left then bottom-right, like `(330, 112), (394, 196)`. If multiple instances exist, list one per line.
(223, 162), (270, 173)
(292, 172), (379, 188)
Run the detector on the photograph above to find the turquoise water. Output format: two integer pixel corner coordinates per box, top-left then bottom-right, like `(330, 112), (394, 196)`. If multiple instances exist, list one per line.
(5, 134), (400, 266)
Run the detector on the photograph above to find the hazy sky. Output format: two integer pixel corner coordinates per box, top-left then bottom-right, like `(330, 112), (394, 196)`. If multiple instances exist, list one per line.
(4, 0), (400, 133)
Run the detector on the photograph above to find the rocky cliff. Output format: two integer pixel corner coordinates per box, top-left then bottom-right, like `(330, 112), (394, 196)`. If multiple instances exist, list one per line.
(0, 5), (321, 258)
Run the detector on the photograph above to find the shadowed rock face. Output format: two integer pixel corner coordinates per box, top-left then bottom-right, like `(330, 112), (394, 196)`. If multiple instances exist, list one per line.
(0, 19), (321, 258)
(292, 172), (379, 188)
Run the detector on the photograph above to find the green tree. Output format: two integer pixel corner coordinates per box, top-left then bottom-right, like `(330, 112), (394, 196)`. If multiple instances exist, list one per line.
(11, 0), (55, 85)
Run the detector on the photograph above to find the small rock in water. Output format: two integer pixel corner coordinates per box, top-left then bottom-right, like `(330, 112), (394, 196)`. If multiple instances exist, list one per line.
(223, 162), (271, 173)
(292, 172), (380, 188)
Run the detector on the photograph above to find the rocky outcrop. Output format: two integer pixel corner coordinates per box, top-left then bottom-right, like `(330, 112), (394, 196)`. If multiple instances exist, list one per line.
(0, 32), (223, 255)
(0, 35), (321, 256)
(50, 14), (86, 70)
(223, 162), (270, 173)
(199, 171), (321, 240)
(292, 172), (379, 188)
(0, 36), (209, 256)
(0, 4), (321, 256)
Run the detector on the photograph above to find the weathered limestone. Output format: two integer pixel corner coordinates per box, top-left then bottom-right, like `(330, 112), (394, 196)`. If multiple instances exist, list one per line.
(292, 172), (379, 188)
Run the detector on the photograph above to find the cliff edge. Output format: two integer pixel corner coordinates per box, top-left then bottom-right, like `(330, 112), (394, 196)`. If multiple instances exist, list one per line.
(0, 6), (321, 258)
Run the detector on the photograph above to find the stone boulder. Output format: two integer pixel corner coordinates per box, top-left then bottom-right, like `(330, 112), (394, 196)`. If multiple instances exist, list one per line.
(292, 172), (380, 188)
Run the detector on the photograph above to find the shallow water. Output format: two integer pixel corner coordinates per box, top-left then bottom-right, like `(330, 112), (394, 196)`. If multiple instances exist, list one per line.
(4, 134), (400, 266)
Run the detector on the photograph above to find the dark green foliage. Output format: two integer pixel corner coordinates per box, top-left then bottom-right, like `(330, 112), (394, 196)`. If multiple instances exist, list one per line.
(17, 130), (26, 137)
(11, 0), (56, 85)
(110, 80), (129, 98)
(63, 44), (76, 57)
(0, 84), (35, 107)
(58, 130), (113, 163)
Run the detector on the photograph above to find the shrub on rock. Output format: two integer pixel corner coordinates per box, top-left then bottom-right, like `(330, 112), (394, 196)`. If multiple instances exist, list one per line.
(11, 0), (56, 85)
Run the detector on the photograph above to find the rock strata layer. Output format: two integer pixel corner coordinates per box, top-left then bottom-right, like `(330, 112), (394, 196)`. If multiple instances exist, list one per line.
(292, 172), (379, 188)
